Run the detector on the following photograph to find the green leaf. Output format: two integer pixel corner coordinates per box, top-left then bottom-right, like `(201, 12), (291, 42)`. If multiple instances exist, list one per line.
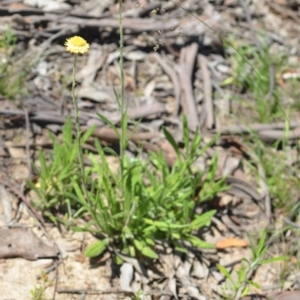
(85, 239), (109, 258)
(174, 244), (188, 253)
(189, 210), (216, 230)
(129, 245), (136, 257)
(222, 76), (235, 86)
(248, 281), (260, 289)
(142, 225), (156, 234)
(97, 113), (120, 139)
(115, 254), (123, 265)
(140, 246), (158, 259)
(188, 236), (215, 249)
(171, 232), (180, 239)
(163, 127), (180, 156)
(81, 125), (96, 144)
(217, 264), (234, 284)
(241, 286), (250, 297)
(259, 256), (288, 265)
(38, 150), (48, 178)
(256, 229), (267, 257)
(145, 238), (155, 246)
(182, 115), (190, 151)
(133, 239), (144, 251)
(133, 239), (158, 258)
(71, 226), (87, 232)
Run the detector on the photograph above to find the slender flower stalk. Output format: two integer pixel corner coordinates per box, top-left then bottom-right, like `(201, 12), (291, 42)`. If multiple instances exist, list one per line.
(70, 54), (85, 184)
(64, 36), (91, 206)
(118, 0), (127, 194)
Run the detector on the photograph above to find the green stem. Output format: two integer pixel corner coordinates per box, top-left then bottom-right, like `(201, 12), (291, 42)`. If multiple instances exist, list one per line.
(118, 0), (126, 190)
(71, 55), (93, 214)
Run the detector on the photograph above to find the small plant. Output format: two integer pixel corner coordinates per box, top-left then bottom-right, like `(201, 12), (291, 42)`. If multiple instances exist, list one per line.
(70, 117), (228, 259)
(30, 270), (52, 300)
(218, 230), (287, 299)
(243, 130), (300, 212)
(29, 116), (227, 260)
(27, 118), (95, 224)
(27, 30), (228, 260)
(223, 37), (284, 123)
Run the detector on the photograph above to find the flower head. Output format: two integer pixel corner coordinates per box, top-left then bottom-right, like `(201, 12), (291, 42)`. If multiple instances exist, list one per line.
(64, 36), (89, 54)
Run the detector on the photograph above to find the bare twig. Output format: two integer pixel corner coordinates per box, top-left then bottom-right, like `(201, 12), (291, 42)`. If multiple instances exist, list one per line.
(28, 15), (179, 32)
(281, 216), (300, 229)
(177, 43), (199, 131)
(198, 54), (214, 129)
(154, 53), (181, 114)
(57, 288), (132, 295)
(214, 120), (300, 135)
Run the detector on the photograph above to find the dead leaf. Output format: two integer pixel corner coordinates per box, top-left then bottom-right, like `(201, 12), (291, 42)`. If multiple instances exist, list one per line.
(74, 253), (86, 264)
(215, 238), (249, 249)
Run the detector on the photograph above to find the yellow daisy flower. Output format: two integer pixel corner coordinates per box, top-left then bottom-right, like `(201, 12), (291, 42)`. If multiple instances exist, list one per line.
(64, 36), (89, 54)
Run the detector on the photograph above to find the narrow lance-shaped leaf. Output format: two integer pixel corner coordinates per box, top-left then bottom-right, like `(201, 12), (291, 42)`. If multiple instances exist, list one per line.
(163, 126), (180, 156)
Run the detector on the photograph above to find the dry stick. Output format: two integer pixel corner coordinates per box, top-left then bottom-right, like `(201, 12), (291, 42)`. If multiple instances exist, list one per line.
(57, 288), (132, 295)
(1, 131), (161, 149)
(30, 102), (166, 125)
(198, 54), (214, 129)
(177, 43), (199, 131)
(225, 177), (264, 201)
(91, 128), (159, 143)
(215, 120), (300, 135)
(104, 102), (166, 126)
(153, 53), (181, 114)
(52, 259), (59, 300)
(281, 216), (300, 229)
(26, 12), (179, 32)
(57, 288), (175, 298)
(258, 128), (300, 142)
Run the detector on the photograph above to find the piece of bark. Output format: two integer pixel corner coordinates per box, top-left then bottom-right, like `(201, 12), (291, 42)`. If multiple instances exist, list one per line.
(0, 227), (57, 260)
